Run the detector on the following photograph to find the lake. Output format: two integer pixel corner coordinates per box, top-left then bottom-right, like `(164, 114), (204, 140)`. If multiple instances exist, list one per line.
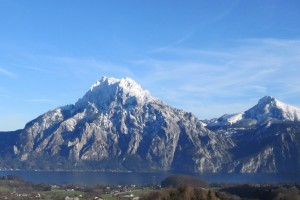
(0, 171), (171, 185)
(0, 171), (299, 185)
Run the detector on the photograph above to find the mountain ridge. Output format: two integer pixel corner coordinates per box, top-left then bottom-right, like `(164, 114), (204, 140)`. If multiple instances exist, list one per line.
(0, 77), (300, 174)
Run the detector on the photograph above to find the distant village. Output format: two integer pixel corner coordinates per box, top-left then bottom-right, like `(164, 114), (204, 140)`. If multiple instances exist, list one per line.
(0, 175), (159, 200)
(1, 174), (300, 200)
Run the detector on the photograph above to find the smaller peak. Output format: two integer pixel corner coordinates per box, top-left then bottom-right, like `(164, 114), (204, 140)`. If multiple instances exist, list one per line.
(245, 96), (300, 123)
(258, 96), (276, 104)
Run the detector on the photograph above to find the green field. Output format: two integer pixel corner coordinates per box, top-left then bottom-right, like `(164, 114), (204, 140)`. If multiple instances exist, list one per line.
(0, 184), (153, 200)
(101, 188), (153, 200)
(41, 188), (86, 199)
(0, 186), (11, 192)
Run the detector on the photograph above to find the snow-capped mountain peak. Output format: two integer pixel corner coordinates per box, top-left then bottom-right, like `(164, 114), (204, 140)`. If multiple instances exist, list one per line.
(90, 76), (116, 91)
(90, 76), (141, 91)
(257, 95), (276, 104)
(245, 96), (300, 122)
(209, 96), (300, 128)
(75, 77), (156, 111)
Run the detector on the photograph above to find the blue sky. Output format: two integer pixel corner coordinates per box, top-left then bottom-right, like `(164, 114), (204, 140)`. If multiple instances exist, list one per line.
(1, 0), (300, 131)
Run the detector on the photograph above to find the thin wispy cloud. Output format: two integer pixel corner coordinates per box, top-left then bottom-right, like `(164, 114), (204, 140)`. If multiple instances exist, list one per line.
(0, 67), (17, 78)
(23, 66), (53, 74)
(5, 38), (299, 120)
(27, 99), (58, 104)
(45, 55), (134, 78)
(134, 38), (300, 118)
(153, 32), (194, 53)
(19, 38), (299, 119)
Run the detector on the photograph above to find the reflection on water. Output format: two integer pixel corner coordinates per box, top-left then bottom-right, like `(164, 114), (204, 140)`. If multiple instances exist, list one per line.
(0, 171), (299, 185)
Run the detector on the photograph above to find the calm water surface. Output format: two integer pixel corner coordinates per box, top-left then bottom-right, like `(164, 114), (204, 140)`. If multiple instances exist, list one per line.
(0, 171), (299, 185)
(0, 171), (171, 185)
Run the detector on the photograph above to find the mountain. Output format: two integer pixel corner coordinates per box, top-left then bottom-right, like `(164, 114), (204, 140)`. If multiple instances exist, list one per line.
(206, 96), (300, 173)
(1, 78), (300, 174)
(4, 77), (231, 172)
(207, 96), (300, 129)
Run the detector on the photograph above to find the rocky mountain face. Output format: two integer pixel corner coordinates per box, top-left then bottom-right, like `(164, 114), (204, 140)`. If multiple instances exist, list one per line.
(1, 77), (300, 174)
(206, 96), (300, 173)
(3, 77), (231, 172)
